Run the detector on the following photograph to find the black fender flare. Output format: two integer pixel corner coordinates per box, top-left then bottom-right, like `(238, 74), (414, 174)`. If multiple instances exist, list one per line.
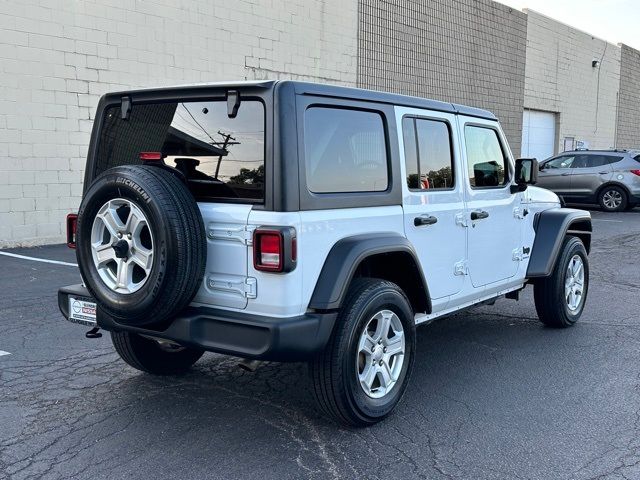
(308, 233), (431, 311)
(526, 208), (592, 278)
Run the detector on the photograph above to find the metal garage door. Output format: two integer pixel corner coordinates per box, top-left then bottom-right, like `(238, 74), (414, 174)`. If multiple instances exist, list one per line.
(521, 110), (556, 161)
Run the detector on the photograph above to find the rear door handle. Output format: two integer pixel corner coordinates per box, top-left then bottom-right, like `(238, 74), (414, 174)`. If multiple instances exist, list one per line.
(470, 210), (489, 221)
(598, 171), (609, 175)
(414, 215), (438, 227)
(561, 173), (571, 176)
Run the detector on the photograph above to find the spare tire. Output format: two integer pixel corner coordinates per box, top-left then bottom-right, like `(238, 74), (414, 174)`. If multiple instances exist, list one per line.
(76, 165), (206, 328)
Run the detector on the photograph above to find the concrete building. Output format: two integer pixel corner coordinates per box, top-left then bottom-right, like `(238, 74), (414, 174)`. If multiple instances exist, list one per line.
(0, 0), (639, 247)
(522, 10), (627, 160)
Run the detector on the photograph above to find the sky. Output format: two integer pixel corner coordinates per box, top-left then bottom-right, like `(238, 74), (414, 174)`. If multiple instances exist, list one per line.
(498, 0), (640, 49)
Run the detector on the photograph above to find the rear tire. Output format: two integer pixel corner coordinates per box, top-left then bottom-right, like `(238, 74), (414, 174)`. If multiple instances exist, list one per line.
(534, 236), (589, 328)
(111, 331), (204, 375)
(598, 185), (628, 212)
(309, 278), (416, 427)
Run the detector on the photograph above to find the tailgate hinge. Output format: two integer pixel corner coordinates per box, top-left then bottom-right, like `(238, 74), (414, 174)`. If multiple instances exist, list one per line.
(207, 224), (256, 245)
(207, 276), (257, 299)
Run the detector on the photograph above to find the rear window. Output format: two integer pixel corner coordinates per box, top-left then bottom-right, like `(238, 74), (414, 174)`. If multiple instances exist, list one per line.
(304, 107), (388, 193)
(95, 99), (265, 202)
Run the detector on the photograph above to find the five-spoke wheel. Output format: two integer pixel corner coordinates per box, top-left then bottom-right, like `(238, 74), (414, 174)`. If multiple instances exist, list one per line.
(356, 310), (405, 399)
(91, 198), (154, 294)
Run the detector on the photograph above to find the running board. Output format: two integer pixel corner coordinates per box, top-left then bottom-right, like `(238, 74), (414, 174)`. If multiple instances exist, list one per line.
(414, 284), (525, 325)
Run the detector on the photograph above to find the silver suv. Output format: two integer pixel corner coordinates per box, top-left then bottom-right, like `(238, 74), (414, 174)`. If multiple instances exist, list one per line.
(537, 150), (640, 211)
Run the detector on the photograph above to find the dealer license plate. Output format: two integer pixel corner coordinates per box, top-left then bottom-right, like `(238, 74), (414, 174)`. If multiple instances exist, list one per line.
(68, 296), (97, 326)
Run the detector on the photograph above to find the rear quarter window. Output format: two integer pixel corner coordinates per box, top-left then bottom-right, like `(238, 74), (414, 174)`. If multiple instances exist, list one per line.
(303, 107), (388, 193)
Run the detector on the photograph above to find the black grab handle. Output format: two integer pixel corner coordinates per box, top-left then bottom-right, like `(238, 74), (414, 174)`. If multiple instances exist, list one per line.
(414, 215), (438, 227)
(470, 210), (489, 221)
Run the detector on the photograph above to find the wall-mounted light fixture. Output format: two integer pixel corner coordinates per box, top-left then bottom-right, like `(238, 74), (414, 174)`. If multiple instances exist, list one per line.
(592, 59), (601, 68)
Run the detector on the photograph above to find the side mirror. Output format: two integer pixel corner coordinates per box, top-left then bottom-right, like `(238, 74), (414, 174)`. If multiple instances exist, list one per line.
(511, 158), (539, 193)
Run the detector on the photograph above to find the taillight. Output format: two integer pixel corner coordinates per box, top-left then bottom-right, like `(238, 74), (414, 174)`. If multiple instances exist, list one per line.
(631, 169), (640, 177)
(66, 214), (78, 249)
(253, 227), (297, 273)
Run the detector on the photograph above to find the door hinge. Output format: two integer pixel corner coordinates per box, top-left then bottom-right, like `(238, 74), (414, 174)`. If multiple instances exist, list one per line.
(454, 260), (469, 276)
(207, 224), (256, 245)
(455, 212), (469, 228)
(207, 276), (257, 299)
(513, 246), (532, 262)
(513, 207), (529, 220)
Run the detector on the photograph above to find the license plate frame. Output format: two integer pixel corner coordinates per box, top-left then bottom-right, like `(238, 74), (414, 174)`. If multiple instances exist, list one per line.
(68, 296), (97, 326)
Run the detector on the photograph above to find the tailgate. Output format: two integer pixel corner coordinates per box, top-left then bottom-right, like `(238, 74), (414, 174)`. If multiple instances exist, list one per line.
(192, 203), (253, 309)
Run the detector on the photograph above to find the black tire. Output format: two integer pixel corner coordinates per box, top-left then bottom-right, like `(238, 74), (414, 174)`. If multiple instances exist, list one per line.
(76, 165), (206, 328)
(598, 185), (628, 212)
(534, 236), (589, 328)
(309, 278), (416, 427)
(111, 331), (204, 375)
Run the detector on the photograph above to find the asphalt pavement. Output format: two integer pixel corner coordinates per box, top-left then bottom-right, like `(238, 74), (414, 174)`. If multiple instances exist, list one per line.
(1, 208), (639, 480)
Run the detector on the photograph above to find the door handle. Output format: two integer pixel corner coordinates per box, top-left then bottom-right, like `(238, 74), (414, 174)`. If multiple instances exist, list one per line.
(598, 171), (608, 175)
(470, 210), (489, 221)
(561, 173), (571, 176)
(414, 215), (438, 227)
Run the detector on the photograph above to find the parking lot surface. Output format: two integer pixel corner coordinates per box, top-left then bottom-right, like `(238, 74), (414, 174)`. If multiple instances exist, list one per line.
(1, 208), (639, 480)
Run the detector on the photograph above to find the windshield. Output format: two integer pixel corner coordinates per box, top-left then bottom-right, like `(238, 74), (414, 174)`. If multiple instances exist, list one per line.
(95, 99), (266, 202)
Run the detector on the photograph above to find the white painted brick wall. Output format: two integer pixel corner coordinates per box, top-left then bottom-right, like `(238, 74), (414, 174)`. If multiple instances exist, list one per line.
(0, 0), (358, 247)
(523, 10), (621, 154)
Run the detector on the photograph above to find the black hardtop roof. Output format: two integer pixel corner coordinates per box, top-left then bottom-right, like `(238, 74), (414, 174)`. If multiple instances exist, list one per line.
(288, 81), (497, 121)
(104, 80), (497, 121)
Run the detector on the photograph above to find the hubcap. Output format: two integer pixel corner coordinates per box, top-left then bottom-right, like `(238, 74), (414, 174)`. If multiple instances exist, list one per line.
(602, 190), (622, 209)
(90, 198), (154, 294)
(356, 310), (405, 399)
(565, 255), (585, 312)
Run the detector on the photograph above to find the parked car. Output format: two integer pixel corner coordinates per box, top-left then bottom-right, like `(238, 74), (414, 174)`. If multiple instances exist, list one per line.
(537, 149), (640, 211)
(59, 81), (592, 426)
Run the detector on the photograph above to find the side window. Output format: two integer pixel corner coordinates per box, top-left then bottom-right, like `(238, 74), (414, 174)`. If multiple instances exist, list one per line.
(545, 155), (575, 169)
(304, 107), (388, 193)
(572, 155), (622, 168)
(570, 155), (591, 168)
(402, 117), (454, 190)
(464, 126), (508, 188)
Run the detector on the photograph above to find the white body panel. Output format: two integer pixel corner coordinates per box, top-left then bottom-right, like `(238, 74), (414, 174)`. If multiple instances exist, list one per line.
(395, 107), (466, 303)
(457, 115), (524, 288)
(191, 109), (557, 324)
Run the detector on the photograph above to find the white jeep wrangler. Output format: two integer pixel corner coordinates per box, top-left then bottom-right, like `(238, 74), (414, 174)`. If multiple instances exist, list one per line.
(59, 81), (591, 426)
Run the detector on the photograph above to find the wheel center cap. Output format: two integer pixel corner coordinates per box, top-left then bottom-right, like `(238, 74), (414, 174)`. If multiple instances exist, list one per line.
(112, 239), (130, 259)
(372, 346), (384, 363)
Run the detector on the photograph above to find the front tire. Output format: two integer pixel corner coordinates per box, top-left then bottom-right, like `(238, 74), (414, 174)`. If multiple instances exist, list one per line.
(309, 279), (416, 427)
(534, 236), (589, 328)
(111, 331), (204, 375)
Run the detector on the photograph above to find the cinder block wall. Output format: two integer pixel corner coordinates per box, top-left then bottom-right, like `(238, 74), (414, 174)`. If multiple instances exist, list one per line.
(0, 0), (358, 247)
(357, 0), (528, 155)
(616, 44), (640, 150)
(523, 10), (621, 153)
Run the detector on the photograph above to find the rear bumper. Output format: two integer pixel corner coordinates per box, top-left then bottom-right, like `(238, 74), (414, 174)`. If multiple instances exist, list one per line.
(58, 284), (337, 361)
